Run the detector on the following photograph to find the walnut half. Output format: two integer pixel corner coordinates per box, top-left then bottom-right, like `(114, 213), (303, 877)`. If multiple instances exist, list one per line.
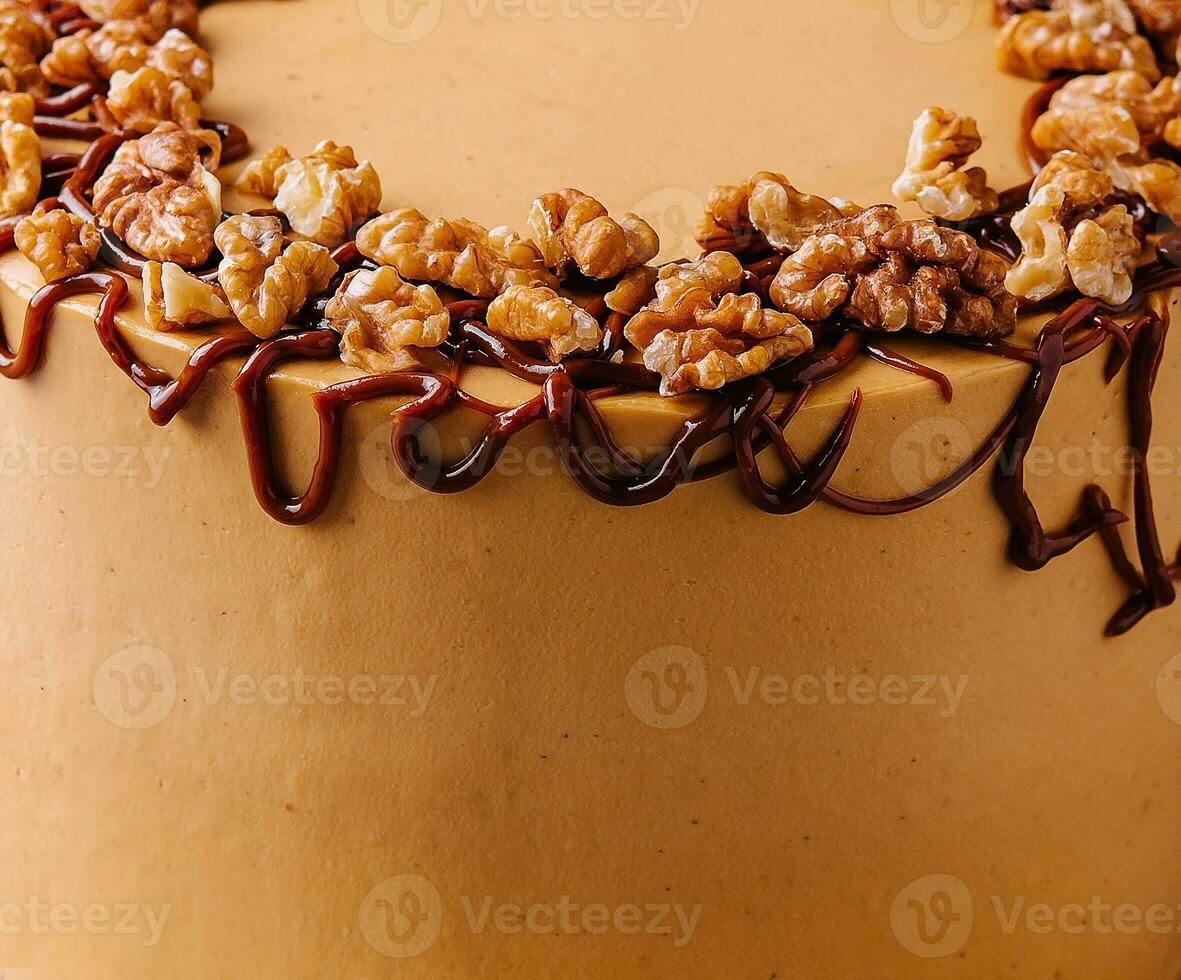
(327, 266), (450, 374)
(142, 260), (232, 331)
(529, 189), (659, 280)
(215, 213), (338, 339)
(770, 206), (1016, 338)
(486, 285), (603, 362)
(892, 107), (999, 221)
(15, 207), (100, 282)
(625, 252), (814, 396)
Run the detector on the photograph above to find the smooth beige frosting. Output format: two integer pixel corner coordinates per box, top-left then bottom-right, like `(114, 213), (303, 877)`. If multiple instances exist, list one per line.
(1, 3), (1180, 979)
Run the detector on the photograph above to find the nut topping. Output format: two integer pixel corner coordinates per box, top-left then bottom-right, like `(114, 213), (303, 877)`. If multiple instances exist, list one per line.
(529, 188), (659, 280)
(0, 1), (53, 96)
(356, 208), (557, 298)
(0, 112), (39, 218)
(697, 171), (860, 254)
(142, 260), (231, 331)
(263, 141), (382, 248)
(78, 0), (199, 42)
(625, 252), (813, 395)
(486, 285), (603, 361)
(770, 206), (1016, 337)
(215, 213), (338, 339)
(328, 266), (450, 374)
(997, 0), (1160, 81)
(92, 123), (221, 266)
(105, 65), (202, 133)
(15, 207), (100, 282)
(892, 107), (999, 221)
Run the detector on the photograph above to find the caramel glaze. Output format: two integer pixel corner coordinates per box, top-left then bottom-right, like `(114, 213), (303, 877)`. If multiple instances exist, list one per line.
(1, 12), (1180, 636)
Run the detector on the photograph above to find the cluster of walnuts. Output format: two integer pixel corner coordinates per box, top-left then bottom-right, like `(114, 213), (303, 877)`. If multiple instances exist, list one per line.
(4, 0), (1175, 402)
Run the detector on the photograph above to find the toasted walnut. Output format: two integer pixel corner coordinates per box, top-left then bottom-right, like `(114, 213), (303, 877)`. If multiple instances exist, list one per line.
(1127, 0), (1181, 50)
(327, 266), (449, 374)
(1007, 152), (1140, 304)
(605, 265), (658, 316)
(357, 208), (557, 298)
(14, 207), (100, 282)
(105, 65), (201, 133)
(770, 206), (1016, 337)
(892, 107), (999, 221)
(78, 0), (198, 41)
(624, 252), (813, 395)
(0, 1), (52, 96)
(142, 260), (231, 331)
(1067, 206), (1139, 303)
(0, 117), (39, 217)
(147, 28), (212, 98)
(696, 171), (859, 254)
(235, 146), (293, 198)
(486, 285), (602, 362)
(41, 21), (146, 87)
(215, 214), (338, 339)
(0, 90), (32, 125)
(93, 123), (220, 265)
(258, 141), (382, 248)
(997, 0), (1160, 81)
(528, 189), (658, 280)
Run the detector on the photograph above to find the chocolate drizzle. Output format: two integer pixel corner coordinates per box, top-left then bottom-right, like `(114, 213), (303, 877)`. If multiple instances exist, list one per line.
(0, 4), (1179, 637)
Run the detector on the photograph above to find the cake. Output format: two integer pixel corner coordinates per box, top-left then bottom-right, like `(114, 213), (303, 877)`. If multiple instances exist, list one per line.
(2, 0), (1181, 976)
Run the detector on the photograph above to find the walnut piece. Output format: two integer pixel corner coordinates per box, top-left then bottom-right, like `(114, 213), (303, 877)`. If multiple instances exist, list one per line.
(0, 90), (32, 125)
(356, 208), (557, 298)
(486, 285), (603, 362)
(327, 266), (449, 374)
(770, 206), (1016, 337)
(696, 171), (860, 254)
(625, 252), (813, 396)
(215, 214), (338, 339)
(263, 141), (382, 248)
(997, 0), (1160, 81)
(42, 23), (210, 96)
(105, 65), (201, 133)
(93, 123), (221, 265)
(142, 260), (231, 331)
(892, 107), (999, 221)
(1033, 101), (1181, 223)
(528, 189), (658, 280)
(235, 146), (293, 198)
(1006, 151), (1139, 304)
(15, 207), (100, 282)
(1127, 0), (1181, 52)
(0, 1), (52, 96)
(0, 117), (39, 217)
(78, 0), (199, 41)
(605, 265), (658, 316)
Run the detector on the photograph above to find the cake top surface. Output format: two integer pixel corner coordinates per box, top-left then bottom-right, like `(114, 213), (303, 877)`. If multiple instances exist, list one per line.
(204, 0), (1034, 245)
